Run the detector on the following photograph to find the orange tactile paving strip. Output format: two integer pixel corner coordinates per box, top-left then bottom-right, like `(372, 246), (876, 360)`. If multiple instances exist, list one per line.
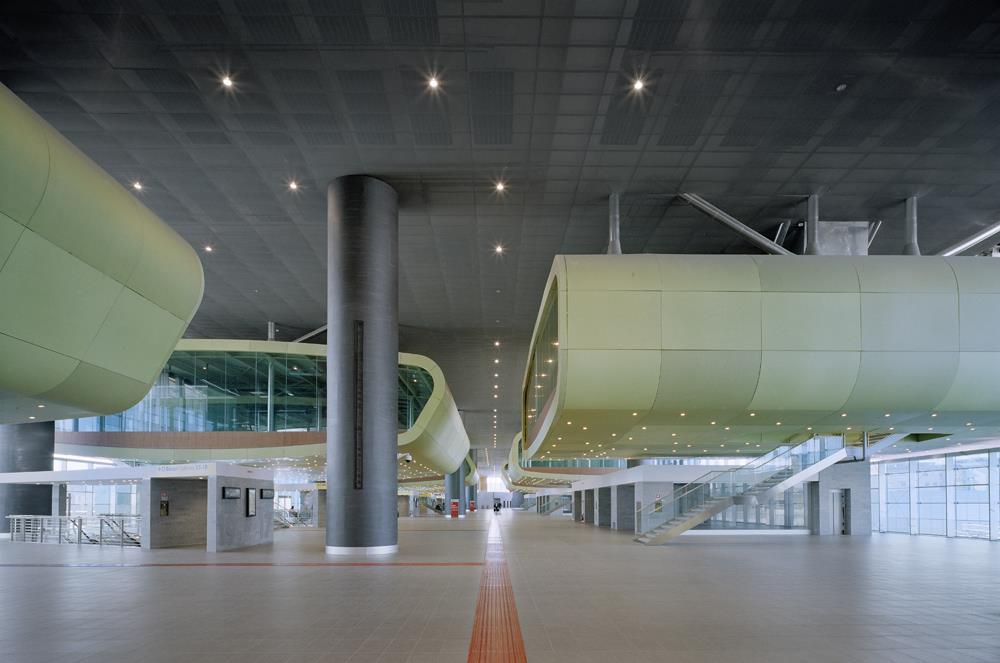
(0, 562), (482, 568)
(467, 520), (527, 663)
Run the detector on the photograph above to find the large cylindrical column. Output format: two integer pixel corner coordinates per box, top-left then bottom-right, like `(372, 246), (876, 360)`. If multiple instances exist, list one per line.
(467, 484), (477, 511)
(0, 421), (55, 533)
(457, 460), (468, 516)
(444, 469), (462, 518)
(326, 175), (399, 555)
(511, 491), (524, 508)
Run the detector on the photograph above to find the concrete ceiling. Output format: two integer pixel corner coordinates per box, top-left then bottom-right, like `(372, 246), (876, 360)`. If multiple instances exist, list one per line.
(4, 0), (1000, 463)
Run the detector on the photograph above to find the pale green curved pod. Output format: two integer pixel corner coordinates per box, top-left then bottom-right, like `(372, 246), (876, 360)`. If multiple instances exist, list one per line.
(397, 352), (470, 475)
(523, 254), (1000, 460)
(0, 85), (204, 423)
(464, 452), (479, 487)
(506, 433), (581, 489)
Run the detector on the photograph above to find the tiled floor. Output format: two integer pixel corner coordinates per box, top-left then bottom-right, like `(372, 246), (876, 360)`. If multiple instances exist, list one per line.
(2, 510), (999, 663)
(504, 513), (1000, 663)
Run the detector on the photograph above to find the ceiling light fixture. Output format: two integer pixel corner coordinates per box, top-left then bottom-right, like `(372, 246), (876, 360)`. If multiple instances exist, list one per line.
(495, 181), (506, 192)
(204, 246), (213, 253)
(494, 244), (505, 255)
(288, 181), (299, 191)
(222, 75), (234, 88)
(428, 76), (440, 90)
(632, 78), (645, 91)
(132, 181), (143, 191)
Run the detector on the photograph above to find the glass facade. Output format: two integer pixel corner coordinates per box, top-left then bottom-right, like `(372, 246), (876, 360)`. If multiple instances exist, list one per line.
(872, 448), (1000, 541)
(524, 289), (558, 443)
(702, 484), (809, 530)
(56, 350), (433, 434)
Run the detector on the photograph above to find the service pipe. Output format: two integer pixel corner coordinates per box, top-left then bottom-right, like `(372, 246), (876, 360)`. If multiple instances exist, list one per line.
(804, 194), (820, 255)
(679, 193), (793, 256)
(903, 196), (920, 255)
(607, 192), (622, 255)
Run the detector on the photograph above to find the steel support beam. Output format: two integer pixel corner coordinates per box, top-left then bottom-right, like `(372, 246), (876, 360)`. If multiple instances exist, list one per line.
(867, 220), (882, 248)
(679, 193), (793, 256)
(936, 220), (1000, 256)
(773, 220), (791, 247)
(292, 324), (328, 343)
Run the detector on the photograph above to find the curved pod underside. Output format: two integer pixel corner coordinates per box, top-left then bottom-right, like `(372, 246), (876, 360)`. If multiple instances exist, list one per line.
(0, 85), (204, 423)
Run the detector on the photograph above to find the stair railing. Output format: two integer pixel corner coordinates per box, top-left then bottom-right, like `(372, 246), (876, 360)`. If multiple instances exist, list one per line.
(634, 435), (844, 537)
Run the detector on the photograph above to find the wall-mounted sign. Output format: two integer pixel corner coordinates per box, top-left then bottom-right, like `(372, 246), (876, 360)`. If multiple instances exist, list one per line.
(222, 487), (241, 499)
(246, 488), (257, 517)
(260, 488), (274, 499)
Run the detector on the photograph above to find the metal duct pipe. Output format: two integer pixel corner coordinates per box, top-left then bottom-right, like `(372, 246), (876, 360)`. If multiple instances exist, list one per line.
(679, 193), (793, 256)
(805, 194), (820, 255)
(607, 192), (622, 255)
(903, 196), (920, 255)
(937, 220), (1000, 256)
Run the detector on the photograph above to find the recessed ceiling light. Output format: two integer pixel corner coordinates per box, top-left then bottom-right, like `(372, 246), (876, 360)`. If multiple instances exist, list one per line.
(222, 75), (233, 88)
(632, 78), (644, 91)
(428, 76), (439, 90)
(931, 412), (938, 417)
(28, 416), (35, 420)
(494, 244), (505, 255)
(132, 181), (143, 191)
(288, 181), (299, 191)
(835, 82), (848, 93)
(204, 246), (213, 253)
(495, 181), (506, 192)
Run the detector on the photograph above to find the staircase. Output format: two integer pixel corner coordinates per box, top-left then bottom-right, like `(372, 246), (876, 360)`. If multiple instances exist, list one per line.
(635, 435), (850, 545)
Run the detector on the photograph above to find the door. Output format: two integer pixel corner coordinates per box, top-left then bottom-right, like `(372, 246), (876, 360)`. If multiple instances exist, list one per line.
(831, 489), (851, 535)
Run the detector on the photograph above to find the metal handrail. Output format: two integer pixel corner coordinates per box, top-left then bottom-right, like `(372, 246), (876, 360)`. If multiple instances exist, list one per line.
(634, 435), (844, 531)
(7, 515), (141, 546)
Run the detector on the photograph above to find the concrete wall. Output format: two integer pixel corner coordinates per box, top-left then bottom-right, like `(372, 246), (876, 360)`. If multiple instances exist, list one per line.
(208, 476), (274, 552)
(817, 461), (871, 536)
(615, 484), (635, 532)
(597, 486), (611, 527)
(141, 478), (207, 549)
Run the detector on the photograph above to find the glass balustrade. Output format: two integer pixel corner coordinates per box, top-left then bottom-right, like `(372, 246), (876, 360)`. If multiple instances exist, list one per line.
(635, 435), (845, 537)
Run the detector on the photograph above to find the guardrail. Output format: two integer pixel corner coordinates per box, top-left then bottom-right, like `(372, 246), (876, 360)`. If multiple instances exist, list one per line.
(7, 515), (142, 547)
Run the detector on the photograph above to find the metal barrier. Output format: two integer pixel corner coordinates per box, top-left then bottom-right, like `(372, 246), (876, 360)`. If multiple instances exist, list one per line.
(6, 515), (142, 547)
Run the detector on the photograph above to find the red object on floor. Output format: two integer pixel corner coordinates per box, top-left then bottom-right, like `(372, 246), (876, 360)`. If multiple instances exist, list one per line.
(469, 500), (476, 512)
(451, 498), (460, 518)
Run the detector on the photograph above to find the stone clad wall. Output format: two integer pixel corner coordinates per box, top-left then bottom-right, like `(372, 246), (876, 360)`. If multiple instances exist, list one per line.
(208, 476), (274, 552)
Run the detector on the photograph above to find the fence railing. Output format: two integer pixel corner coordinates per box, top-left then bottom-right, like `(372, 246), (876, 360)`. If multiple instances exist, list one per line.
(6, 515), (142, 547)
